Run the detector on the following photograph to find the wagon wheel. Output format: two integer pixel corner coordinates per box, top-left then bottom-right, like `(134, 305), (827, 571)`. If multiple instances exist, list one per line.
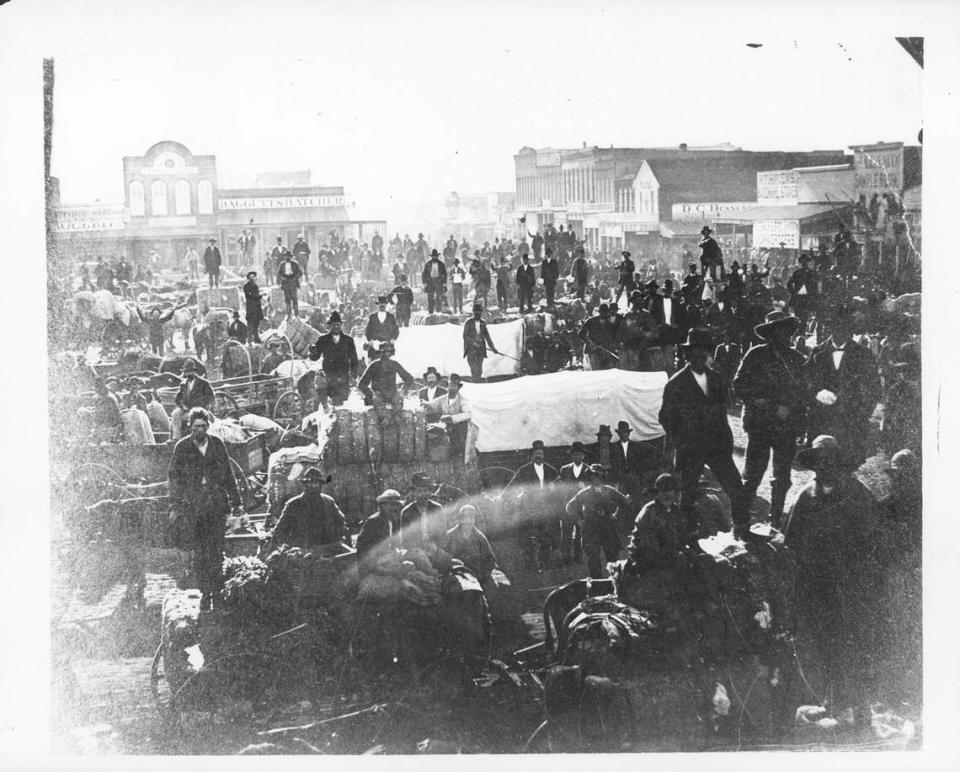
(212, 390), (241, 419)
(273, 390), (303, 426)
(230, 458), (258, 510)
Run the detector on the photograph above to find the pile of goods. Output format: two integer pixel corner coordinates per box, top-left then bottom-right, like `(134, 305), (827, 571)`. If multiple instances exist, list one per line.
(197, 286), (241, 312)
(266, 445), (322, 516)
(278, 316), (321, 357)
(358, 548), (443, 606)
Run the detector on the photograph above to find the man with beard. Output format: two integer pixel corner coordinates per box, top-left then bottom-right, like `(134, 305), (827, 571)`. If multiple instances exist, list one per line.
(733, 311), (808, 528)
(364, 295), (400, 347)
(270, 466), (348, 550)
(418, 366), (446, 403)
(462, 303), (499, 382)
(649, 278), (682, 373)
(308, 311), (358, 406)
(421, 249), (448, 313)
(659, 328), (749, 541)
(242, 271), (264, 344)
(804, 305), (881, 470)
(423, 373), (471, 461)
(508, 440), (559, 571)
(571, 246), (590, 301)
(390, 274), (415, 327)
(357, 341), (416, 410)
(168, 407), (242, 610)
(579, 303), (619, 370)
(540, 247), (559, 307)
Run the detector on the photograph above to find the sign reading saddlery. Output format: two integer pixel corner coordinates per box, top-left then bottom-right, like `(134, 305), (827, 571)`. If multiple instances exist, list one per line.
(218, 195), (345, 210)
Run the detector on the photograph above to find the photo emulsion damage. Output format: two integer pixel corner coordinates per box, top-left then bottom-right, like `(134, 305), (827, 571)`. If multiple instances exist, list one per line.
(44, 18), (923, 755)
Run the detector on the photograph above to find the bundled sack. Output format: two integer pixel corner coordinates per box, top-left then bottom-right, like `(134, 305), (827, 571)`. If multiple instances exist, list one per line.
(114, 301), (133, 327)
(208, 417), (250, 445)
(92, 290), (117, 321)
(278, 316), (321, 357)
(240, 414), (284, 449)
(121, 407), (156, 445)
(266, 444), (321, 509)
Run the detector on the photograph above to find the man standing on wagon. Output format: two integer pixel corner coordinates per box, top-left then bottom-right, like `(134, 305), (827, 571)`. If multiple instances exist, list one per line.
(277, 251), (304, 317)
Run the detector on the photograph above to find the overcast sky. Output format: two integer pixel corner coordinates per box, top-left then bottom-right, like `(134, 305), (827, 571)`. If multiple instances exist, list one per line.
(23, 1), (923, 210)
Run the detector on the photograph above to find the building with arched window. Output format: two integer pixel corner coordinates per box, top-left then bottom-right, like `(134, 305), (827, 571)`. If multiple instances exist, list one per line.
(54, 139), (385, 268)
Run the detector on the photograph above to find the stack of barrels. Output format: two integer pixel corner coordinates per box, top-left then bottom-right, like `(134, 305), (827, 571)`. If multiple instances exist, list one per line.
(321, 406), (481, 524)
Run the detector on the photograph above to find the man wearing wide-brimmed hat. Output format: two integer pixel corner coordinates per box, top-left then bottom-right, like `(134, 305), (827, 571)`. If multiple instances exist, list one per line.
(786, 253), (818, 325)
(271, 466), (347, 551)
(732, 310), (808, 527)
(309, 311), (358, 406)
(616, 290), (660, 370)
(614, 250), (636, 306)
(556, 440), (590, 563)
(508, 440), (560, 571)
(659, 328), (749, 540)
(698, 225), (724, 281)
(421, 248), (448, 313)
(357, 340), (416, 411)
(579, 303), (619, 370)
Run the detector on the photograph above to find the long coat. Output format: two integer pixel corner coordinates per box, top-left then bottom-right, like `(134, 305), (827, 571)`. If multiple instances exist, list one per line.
(658, 365), (733, 454)
(176, 375), (215, 410)
(243, 279), (264, 323)
(364, 312), (400, 343)
(310, 332), (359, 377)
(168, 435), (240, 518)
(203, 246), (222, 274)
(462, 318), (496, 359)
(803, 338), (881, 445)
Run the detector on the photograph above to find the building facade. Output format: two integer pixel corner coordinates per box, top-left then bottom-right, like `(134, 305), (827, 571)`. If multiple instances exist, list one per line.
(54, 140), (385, 270)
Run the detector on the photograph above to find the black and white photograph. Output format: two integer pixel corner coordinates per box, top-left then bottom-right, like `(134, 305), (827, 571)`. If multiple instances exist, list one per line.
(2, 0), (958, 764)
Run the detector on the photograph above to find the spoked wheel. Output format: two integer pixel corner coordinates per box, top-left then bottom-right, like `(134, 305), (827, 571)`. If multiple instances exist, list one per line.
(273, 390), (303, 426)
(212, 390), (241, 419)
(229, 458), (258, 511)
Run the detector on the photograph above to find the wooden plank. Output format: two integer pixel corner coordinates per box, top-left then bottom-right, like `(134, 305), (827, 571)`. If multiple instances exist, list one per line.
(59, 584), (129, 626)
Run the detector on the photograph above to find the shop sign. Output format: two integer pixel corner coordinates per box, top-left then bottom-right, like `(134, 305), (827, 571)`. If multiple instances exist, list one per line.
(757, 171), (799, 205)
(852, 144), (904, 195)
(753, 219), (800, 249)
(671, 201), (755, 221)
(218, 195), (345, 210)
(54, 206), (127, 232)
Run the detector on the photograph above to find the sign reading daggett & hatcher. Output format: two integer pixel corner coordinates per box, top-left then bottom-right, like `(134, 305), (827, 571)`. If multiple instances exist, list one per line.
(218, 195), (344, 210)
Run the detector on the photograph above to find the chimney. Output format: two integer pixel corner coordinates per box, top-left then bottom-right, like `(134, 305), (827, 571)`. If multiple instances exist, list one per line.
(679, 143), (688, 151)
(583, 141), (587, 149)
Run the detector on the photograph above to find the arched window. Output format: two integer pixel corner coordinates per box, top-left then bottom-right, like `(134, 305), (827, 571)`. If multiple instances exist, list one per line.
(175, 180), (191, 215)
(151, 180), (168, 216)
(197, 180), (213, 214)
(129, 181), (145, 216)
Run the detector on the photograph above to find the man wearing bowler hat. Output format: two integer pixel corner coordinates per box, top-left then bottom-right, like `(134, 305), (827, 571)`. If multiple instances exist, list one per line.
(698, 225), (724, 281)
(733, 310), (808, 527)
(421, 248), (448, 313)
(515, 254), (537, 313)
(242, 271), (264, 344)
(659, 328), (749, 541)
(203, 238), (222, 288)
(556, 441), (590, 563)
(309, 311), (358, 406)
(508, 440), (559, 571)
(418, 366), (446, 403)
(365, 295), (400, 347)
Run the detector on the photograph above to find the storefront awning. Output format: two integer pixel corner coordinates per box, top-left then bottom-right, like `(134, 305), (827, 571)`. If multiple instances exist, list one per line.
(714, 203), (849, 224)
(660, 220), (709, 238)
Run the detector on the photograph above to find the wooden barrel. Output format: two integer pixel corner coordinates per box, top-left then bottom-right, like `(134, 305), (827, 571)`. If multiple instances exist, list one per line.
(382, 412), (400, 463)
(398, 410), (416, 463)
(334, 409), (352, 466)
(351, 411), (367, 465)
(413, 411), (427, 461)
(365, 409), (382, 464)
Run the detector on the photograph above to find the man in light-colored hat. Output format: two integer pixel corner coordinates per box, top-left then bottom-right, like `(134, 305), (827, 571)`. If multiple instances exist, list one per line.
(356, 488), (405, 573)
(659, 328), (749, 541)
(732, 310), (806, 527)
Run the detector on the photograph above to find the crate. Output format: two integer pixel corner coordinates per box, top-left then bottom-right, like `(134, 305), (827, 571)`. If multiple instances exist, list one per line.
(226, 432), (268, 476)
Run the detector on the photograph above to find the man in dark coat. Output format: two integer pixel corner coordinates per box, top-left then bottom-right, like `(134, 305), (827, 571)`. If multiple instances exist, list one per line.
(242, 271), (264, 344)
(495, 256), (512, 310)
(648, 279), (682, 373)
(364, 296), (400, 346)
(515, 255), (536, 313)
(528, 229), (544, 260)
(203, 239), (222, 288)
(732, 311), (808, 527)
(399, 473), (444, 549)
(356, 489), (404, 575)
(508, 440), (559, 571)
(579, 303), (619, 370)
(698, 226), (724, 281)
(555, 441), (590, 563)
(571, 247), (589, 300)
(270, 236), (289, 265)
(462, 303), (499, 382)
(565, 465), (630, 578)
(659, 328), (748, 540)
(803, 306), (881, 470)
(614, 251), (636, 306)
(292, 234), (311, 276)
(390, 275), (415, 327)
(271, 467), (347, 550)
(787, 253), (818, 324)
(616, 291), (660, 370)
(168, 407), (242, 609)
(418, 366), (447, 402)
(276, 252), (304, 316)
(540, 247), (560, 307)
(421, 249), (448, 313)
(308, 311), (358, 406)
(357, 341), (415, 410)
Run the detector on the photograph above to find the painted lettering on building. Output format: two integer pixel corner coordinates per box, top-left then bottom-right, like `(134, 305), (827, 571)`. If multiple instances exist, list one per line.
(54, 206), (128, 232)
(218, 195), (345, 210)
(757, 171), (799, 205)
(852, 146), (904, 194)
(753, 219), (800, 250)
(671, 202), (755, 222)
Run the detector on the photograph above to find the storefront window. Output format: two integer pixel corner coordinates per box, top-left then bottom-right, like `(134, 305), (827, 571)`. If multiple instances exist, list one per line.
(151, 180), (167, 216)
(175, 180), (191, 215)
(129, 181), (145, 216)
(198, 180), (213, 214)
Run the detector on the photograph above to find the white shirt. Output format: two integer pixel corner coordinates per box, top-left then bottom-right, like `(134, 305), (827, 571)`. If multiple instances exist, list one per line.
(692, 369), (709, 395)
(832, 343), (846, 370)
(377, 311), (387, 323)
(571, 462), (583, 478)
(533, 462), (545, 487)
(332, 333), (341, 344)
(474, 320), (482, 335)
(620, 441), (630, 456)
(663, 297), (672, 323)
(452, 268), (464, 284)
(425, 385), (438, 401)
